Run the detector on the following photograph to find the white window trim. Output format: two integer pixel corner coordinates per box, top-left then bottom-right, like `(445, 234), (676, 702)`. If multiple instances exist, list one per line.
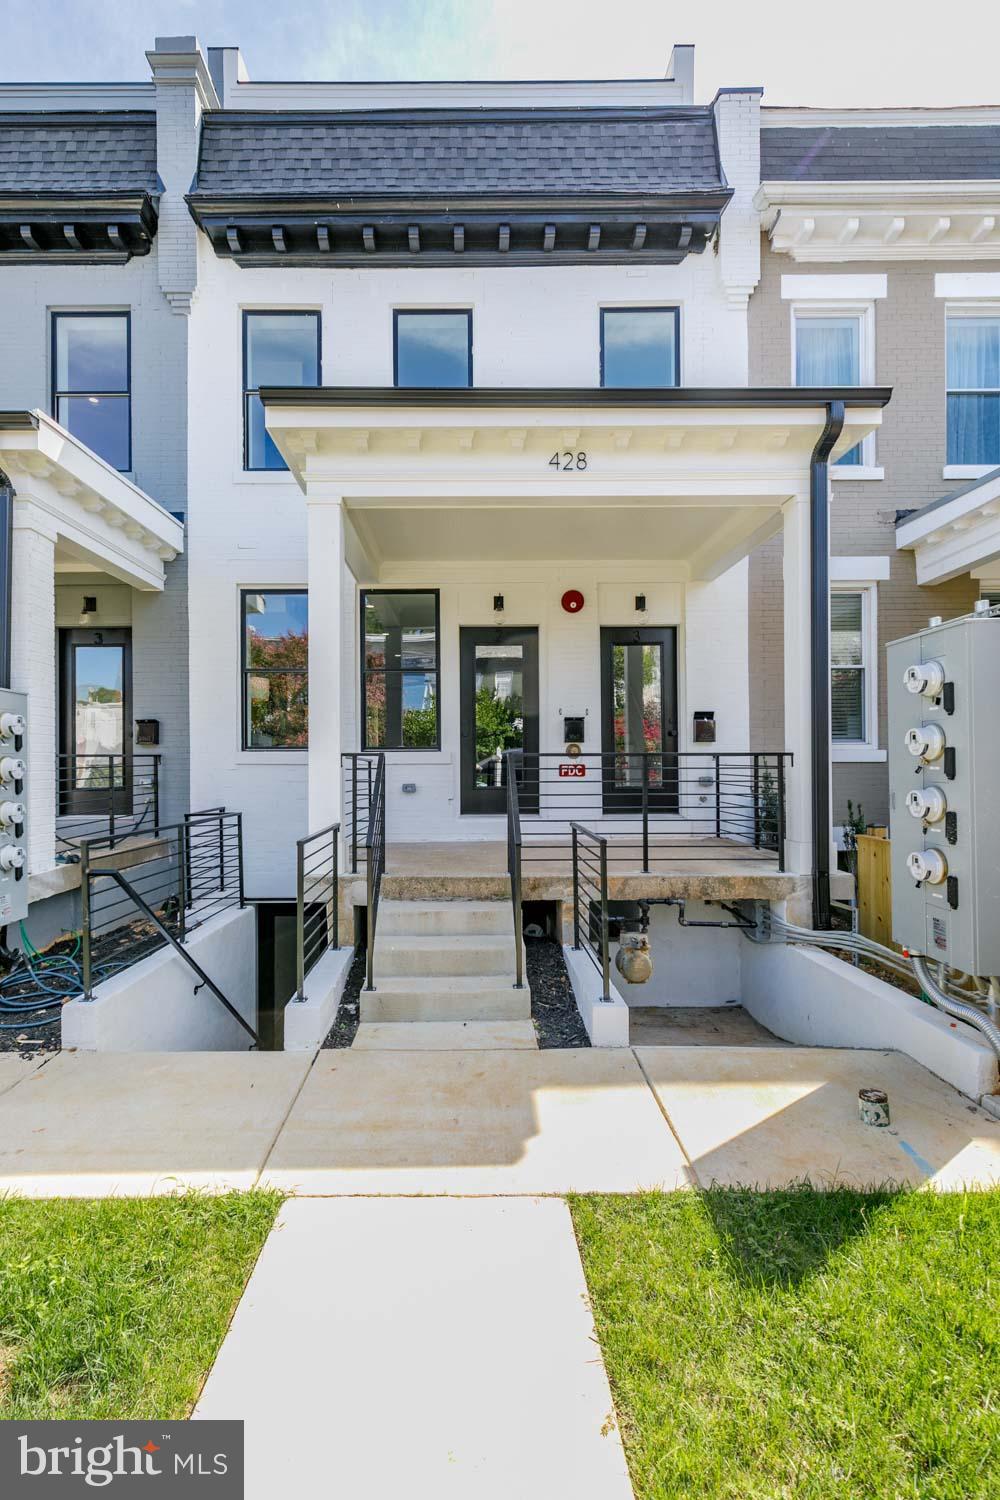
(944, 301), (1000, 472)
(831, 583), (884, 762)
(781, 273), (887, 302)
(791, 301), (877, 469)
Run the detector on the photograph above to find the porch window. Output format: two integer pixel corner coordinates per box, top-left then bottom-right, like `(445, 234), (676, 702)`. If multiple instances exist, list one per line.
(600, 308), (679, 387)
(793, 311), (865, 465)
(830, 590), (868, 743)
(241, 590), (308, 749)
(947, 313), (1000, 465)
(243, 311), (321, 470)
(362, 590), (440, 750)
(52, 312), (131, 470)
(393, 312), (472, 387)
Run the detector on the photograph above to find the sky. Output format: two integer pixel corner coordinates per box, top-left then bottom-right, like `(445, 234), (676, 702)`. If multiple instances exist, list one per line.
(2, 0), (999, 107)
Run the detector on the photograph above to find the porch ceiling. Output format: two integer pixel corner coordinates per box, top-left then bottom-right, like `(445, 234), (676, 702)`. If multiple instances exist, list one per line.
(0, 411), (182, 590)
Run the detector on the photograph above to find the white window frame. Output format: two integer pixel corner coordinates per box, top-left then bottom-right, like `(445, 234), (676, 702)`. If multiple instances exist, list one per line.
(830, 582), (883, 762)
(943, 301), (1000, 478)
(791, 301), (881, 475)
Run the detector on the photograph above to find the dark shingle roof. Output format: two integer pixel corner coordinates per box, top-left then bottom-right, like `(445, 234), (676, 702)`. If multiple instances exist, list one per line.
(0, 113), (159, 196)
(761, 124), (1000, 182)
(193, 108), (725, 199)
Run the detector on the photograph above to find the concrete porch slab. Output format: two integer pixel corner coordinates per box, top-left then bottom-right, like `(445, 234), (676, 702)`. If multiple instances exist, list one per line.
(0, 1051), (313, 1197)
(263, 1048), (690, 1194)
(637, 1045), (1000, 1190)
(353, 1020), (539, 1049)
(195, 1197), (634, 1500)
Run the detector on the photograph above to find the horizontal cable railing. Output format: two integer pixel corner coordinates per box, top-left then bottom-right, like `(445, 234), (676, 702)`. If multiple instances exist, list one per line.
(341, 753), (383, 874)
(294, 822), (340, 1002)
(80, 810), (244, 1000)
(56, 753), (160, 852)
(571, 822), (611, 1001)
(505, 751), (789, 869)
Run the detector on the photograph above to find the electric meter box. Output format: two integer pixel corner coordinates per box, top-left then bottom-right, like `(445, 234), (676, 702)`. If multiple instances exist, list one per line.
(887, 611), (1000, 977)
(0, 687), (28, 927)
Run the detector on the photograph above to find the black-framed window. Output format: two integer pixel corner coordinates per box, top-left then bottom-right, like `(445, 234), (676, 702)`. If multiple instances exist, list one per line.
(600, 307), (679, 388)
(241, 590), (308, 749)
(362, 590), (440, 749)
(52, 311), (131, 470)
(243, 311), (321, 470)
(394, 311), (472, 388)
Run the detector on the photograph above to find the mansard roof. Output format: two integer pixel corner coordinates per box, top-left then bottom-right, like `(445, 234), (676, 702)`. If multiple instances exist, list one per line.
(188, 106), (731, 265)
(0, 112), (159, 261)
(761, 124), (1000, 182)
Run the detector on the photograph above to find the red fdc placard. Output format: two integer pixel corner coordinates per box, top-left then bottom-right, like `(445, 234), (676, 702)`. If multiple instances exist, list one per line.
(558, 763), (586, 777)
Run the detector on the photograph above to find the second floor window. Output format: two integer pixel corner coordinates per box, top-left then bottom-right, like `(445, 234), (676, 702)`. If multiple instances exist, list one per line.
(394, 311), (472, 387)
(794, 312), (865, 465)
(243, 311), (320, 470)
(241, 590), (308, 749)
(600, 308), (679, 387)
(52, 312), (130, 471)
(947, 314), (1000, 466)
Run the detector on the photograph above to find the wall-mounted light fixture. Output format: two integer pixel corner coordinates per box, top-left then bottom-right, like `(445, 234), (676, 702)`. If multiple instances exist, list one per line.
(493, 594), (504, 612)
(80, 595), (98, 623)
(635, 594), (646, 612)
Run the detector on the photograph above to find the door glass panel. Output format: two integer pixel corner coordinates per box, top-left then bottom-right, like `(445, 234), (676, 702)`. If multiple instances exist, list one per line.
(612, 643), (663, 786)
(74, 645), (124, 786)
(473, 643), (524, 789)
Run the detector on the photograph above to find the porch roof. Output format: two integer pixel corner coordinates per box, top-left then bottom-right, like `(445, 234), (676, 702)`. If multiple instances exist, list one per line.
(0, 411), (183, 590)
(896, 465), (1000, 584)
(263, 385), (889, 580)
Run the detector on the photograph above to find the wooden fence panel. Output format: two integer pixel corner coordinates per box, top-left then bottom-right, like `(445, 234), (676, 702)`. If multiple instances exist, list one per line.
(856, 831), (894, 948)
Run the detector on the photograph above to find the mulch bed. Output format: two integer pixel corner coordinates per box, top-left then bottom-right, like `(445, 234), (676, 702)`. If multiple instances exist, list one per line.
(321, 949), (364, 1048)
(526, 935), (590, 1048)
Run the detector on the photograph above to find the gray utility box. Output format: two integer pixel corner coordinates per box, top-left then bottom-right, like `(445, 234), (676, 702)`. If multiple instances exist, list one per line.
(0, 687), (28, 927)
(887, 611), (1000, 977)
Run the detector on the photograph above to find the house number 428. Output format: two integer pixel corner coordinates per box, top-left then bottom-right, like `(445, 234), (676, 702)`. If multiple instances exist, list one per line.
(548, 451), (588, 471)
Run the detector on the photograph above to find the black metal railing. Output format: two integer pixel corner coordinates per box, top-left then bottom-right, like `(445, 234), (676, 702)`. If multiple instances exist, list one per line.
(571, 822), (611, 1001)
(294, 822), (340, 1002)
(502, 751), (789, 869)
(364, 755), (386, 991)
(342, 753), (382, 873)
(505, 755), (525, 990)
(80, 810), (244, 1002)
(56, 752), (160, 851)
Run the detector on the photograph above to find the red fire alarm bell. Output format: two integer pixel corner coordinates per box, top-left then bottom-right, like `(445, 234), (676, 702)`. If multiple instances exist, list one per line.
(561, 589), (585, 614)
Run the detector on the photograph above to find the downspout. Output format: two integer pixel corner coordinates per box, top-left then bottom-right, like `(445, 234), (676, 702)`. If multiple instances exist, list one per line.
(0, 470), (11, 691)
(809, 401), (845, 930)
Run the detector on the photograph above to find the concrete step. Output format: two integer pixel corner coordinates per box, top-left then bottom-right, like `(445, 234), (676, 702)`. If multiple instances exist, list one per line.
(352, 1020), (538, 1051)
(373, 932), (518, 979)
(360, 976), (532, 1023)
(377, 900), (513, 938)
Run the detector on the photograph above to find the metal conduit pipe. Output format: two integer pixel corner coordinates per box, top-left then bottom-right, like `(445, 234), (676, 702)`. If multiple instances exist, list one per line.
(912, 956), (1000, 1059)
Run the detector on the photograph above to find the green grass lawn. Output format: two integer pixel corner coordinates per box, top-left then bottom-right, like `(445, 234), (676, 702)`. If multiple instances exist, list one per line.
(0, 1193), (281, 1419)
(571, 1188), (1000, 1500)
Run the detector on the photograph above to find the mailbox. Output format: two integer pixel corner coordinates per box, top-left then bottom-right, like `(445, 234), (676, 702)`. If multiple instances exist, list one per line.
(693, 711), (716, 744)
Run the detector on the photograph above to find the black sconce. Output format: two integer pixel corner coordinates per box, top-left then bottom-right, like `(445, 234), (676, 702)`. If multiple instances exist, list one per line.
(634, 594), (646, 612)
(493, 594), (504, 612)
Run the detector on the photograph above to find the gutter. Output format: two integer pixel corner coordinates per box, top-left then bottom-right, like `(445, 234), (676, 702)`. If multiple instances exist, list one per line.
(260, 384), (892, 409)
(810, 400), (845, 930)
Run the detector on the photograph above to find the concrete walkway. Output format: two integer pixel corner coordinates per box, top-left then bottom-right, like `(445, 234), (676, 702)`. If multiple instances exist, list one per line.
(0, 1044), (997, 1195)
(196, 1197), (633, 1500)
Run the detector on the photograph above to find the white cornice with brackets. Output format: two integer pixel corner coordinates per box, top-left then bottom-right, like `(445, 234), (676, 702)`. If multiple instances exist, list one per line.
(756, 181), (1000, 262)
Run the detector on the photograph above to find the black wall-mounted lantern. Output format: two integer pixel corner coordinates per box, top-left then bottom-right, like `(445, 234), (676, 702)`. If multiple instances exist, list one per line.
(634, 594), (646, 612)
(493, 594), (504, 612)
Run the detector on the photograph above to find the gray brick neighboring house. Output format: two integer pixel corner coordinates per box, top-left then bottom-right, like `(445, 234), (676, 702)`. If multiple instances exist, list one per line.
(750, 110), (1000, 827)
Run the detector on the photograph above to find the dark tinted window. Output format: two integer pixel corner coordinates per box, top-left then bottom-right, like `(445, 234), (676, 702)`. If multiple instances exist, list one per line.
(53, 313), (130, 470)
(394, 312), (471, 388)
(244, 313), (320, 470)
(601, 308), (678, 388)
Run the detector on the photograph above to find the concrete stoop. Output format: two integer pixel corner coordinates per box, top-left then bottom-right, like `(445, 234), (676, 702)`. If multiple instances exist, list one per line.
(362, 900), (531, 1037)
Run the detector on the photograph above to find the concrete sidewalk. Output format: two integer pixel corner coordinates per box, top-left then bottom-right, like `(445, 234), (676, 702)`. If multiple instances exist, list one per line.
(195, 1197), (635, 1500)
(0, 1044), (996, 1195)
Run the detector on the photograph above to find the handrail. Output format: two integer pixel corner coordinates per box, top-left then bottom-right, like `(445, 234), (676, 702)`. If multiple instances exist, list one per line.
(295, 821), (340, 1002)
(56, 751), (161, 850)
(81, 865), (258, 1045)
(570, 820), (611, 1002)
(505, 750), (525, 989)
(365, 754), (386, 991)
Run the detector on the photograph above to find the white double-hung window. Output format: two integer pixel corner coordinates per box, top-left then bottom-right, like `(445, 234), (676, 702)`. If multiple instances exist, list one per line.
(946, 311), (1000, 467)
(793, 309), (872, 466)
(829, 581), (882, 760)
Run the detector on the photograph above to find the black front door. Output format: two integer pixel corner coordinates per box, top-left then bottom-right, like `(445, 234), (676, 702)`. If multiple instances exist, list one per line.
(59, 627), (133, 815)
(459, 627), (539, 814)
(600, 626), (679, 813)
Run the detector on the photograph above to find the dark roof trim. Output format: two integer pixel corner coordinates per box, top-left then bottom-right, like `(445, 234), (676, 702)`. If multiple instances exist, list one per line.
(896, 464), (1000, 532)
(199, 104), (716, 126)
(260, 385), (893, 410)
(0, 110), (155, 125)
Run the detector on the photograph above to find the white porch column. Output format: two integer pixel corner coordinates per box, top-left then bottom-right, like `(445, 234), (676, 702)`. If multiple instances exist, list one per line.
(781, 494), (814, 880)
(306, 494), (344, 834)
(11, 499), (57, 876)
